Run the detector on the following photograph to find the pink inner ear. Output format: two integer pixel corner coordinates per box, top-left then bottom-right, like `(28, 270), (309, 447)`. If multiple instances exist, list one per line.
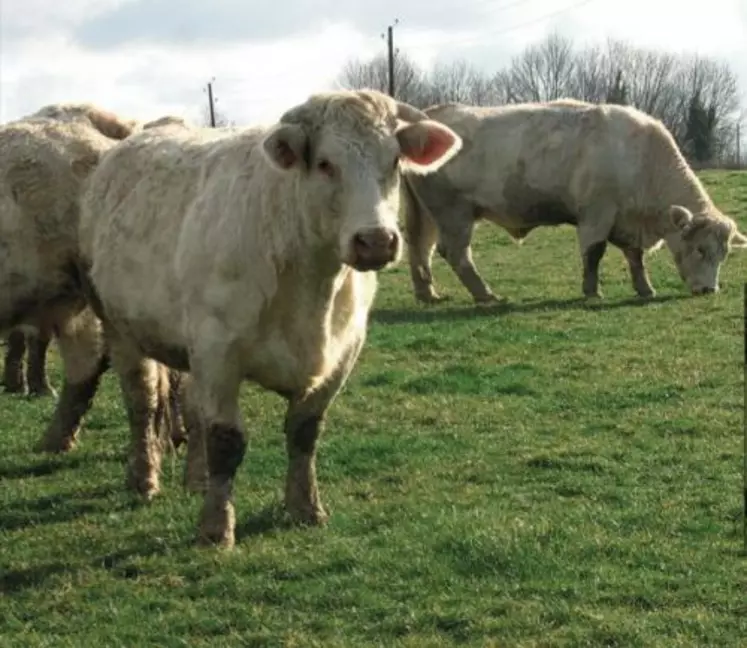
(406, 125), (456, 167)
(275, 140), (297, 169)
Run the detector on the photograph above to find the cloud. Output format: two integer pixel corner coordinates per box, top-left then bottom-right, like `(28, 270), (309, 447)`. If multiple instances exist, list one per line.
(0, 0), (745, 128)
(0, 23), (395, 125)
(0, 0), (129, 45)
(71, 0), (495, 50)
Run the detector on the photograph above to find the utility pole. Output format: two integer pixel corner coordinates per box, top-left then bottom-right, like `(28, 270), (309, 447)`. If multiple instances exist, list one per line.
(206, 78), (216, 128)
(384, 19), (399, 98)
(737, 122), (741, 168)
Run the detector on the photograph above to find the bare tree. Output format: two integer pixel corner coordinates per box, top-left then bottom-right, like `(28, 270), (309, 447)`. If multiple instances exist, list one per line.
(428, 60), (483, 105)
(566, 44), (607, 102)
(336, 52), (431, 108)
(333, 32), (743, 164)
(501, 32), (576, 102)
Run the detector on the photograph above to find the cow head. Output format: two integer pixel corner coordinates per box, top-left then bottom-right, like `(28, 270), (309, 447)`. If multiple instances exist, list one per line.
(260, 89), (463, 272)
(30, 103), (137, 141)
(667, 205), (747, 295)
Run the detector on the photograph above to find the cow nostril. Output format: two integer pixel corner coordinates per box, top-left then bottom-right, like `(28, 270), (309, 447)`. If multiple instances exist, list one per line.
(354, 234), (371, 251)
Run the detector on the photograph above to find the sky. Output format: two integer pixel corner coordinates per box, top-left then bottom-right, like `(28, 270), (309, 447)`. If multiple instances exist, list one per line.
(1, 0), (746, 126)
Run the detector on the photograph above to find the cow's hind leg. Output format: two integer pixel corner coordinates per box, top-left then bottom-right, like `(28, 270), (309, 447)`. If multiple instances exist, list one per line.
(112, 348), (165, 500)
(26, 328), (57, 398)
(581, 240), (607, 298)
(36, 309), (108, 453)
(577, 209), (617, 299)
(182, 373), (210, 495)
(167, 368), (188, 450)
(3, 330), (27, 394)
(437, 220), (499, 304)
(283, 335), (366, 526)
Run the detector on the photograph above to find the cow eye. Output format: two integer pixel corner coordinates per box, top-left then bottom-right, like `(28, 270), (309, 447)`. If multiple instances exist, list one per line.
(317, 159), (335, 178)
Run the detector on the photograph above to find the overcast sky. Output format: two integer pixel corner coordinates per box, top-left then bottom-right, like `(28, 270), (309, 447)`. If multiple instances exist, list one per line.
(1, 0), (745, 126)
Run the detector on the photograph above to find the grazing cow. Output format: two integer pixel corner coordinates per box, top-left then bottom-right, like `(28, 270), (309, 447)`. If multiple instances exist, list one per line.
(78, 89), (463, 548)
(2, 327), (55, 397)
(0, 102), (186, 453)
(403, 99), (747, 303)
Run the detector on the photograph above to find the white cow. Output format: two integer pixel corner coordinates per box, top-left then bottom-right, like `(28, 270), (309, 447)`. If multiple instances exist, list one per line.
(403, 99), (747, 303)
(77, 89), (463, 548)
(0, 104), (138, 451)
(0, 102), (188, 452)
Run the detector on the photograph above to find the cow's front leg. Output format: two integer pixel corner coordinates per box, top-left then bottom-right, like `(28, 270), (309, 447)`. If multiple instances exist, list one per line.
(405, 198), (442, 304)
(113, 354), (164, 499)
(190, 338), (245, 549)
(283, 335), (366, 526)
(580, 240), (607, 298)
(26, 328), (56, 398)
(283, 409), (329, 525)
(621, 247), (655, 298)
(3, 330), (27, 394)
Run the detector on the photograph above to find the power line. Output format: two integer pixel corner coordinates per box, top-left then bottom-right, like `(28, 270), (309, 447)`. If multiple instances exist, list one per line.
(387, 0), (539, 28)
(398, 0), (604, 52)
(196, 0), (606, 115)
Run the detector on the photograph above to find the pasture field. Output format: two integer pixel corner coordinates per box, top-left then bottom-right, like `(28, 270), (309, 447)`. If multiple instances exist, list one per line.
(1, 170), (746, 647)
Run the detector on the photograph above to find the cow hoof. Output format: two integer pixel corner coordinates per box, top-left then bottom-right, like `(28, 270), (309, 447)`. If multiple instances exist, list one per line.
(415, 292), (445, 304)
(28, 386), (58, 399)
(197, 529), (235, 549)
(3, 383), (27, 395)
(197, 502), (236, 549)
(126, 469), (160, 501)
(636, 290), (656, 299)
(287, 503), (329, 527)
(474, 294), (503, 305)
(34, 434), (76, 454)
(584, 292), (603, 301)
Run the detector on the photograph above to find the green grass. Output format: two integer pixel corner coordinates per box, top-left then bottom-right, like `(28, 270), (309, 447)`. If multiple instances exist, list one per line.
(1, 170), (746, 647)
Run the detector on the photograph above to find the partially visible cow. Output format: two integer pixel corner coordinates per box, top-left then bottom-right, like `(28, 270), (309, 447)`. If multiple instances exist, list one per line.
(2, 327), (55, 397)
(78, 88), (463, 548)
(0, 102), (187, 453)
(403, 99), (747, 303)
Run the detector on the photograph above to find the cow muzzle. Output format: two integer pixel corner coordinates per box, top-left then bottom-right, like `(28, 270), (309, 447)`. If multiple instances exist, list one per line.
(349, 227), (400, 271)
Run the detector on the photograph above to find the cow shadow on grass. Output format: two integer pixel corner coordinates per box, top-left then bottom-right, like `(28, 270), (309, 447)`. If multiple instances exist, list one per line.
(371, 293), (691, 326)
(0, 483), (139, 533)
(0, 449), (125, 481)
(2, 505), (295, 596)
(1, 531), (186, 595)
(234, 501), (298, 542)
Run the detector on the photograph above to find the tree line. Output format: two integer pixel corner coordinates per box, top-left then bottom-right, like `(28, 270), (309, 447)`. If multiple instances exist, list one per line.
(336, 33), (743, 167)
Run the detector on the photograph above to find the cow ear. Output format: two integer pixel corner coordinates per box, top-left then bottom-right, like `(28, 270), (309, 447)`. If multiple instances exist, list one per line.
(670, 205), (693, 230)
(86, 108), (136, 140)
(261, 124), (307, 171)
(396, 120), (462, 175)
